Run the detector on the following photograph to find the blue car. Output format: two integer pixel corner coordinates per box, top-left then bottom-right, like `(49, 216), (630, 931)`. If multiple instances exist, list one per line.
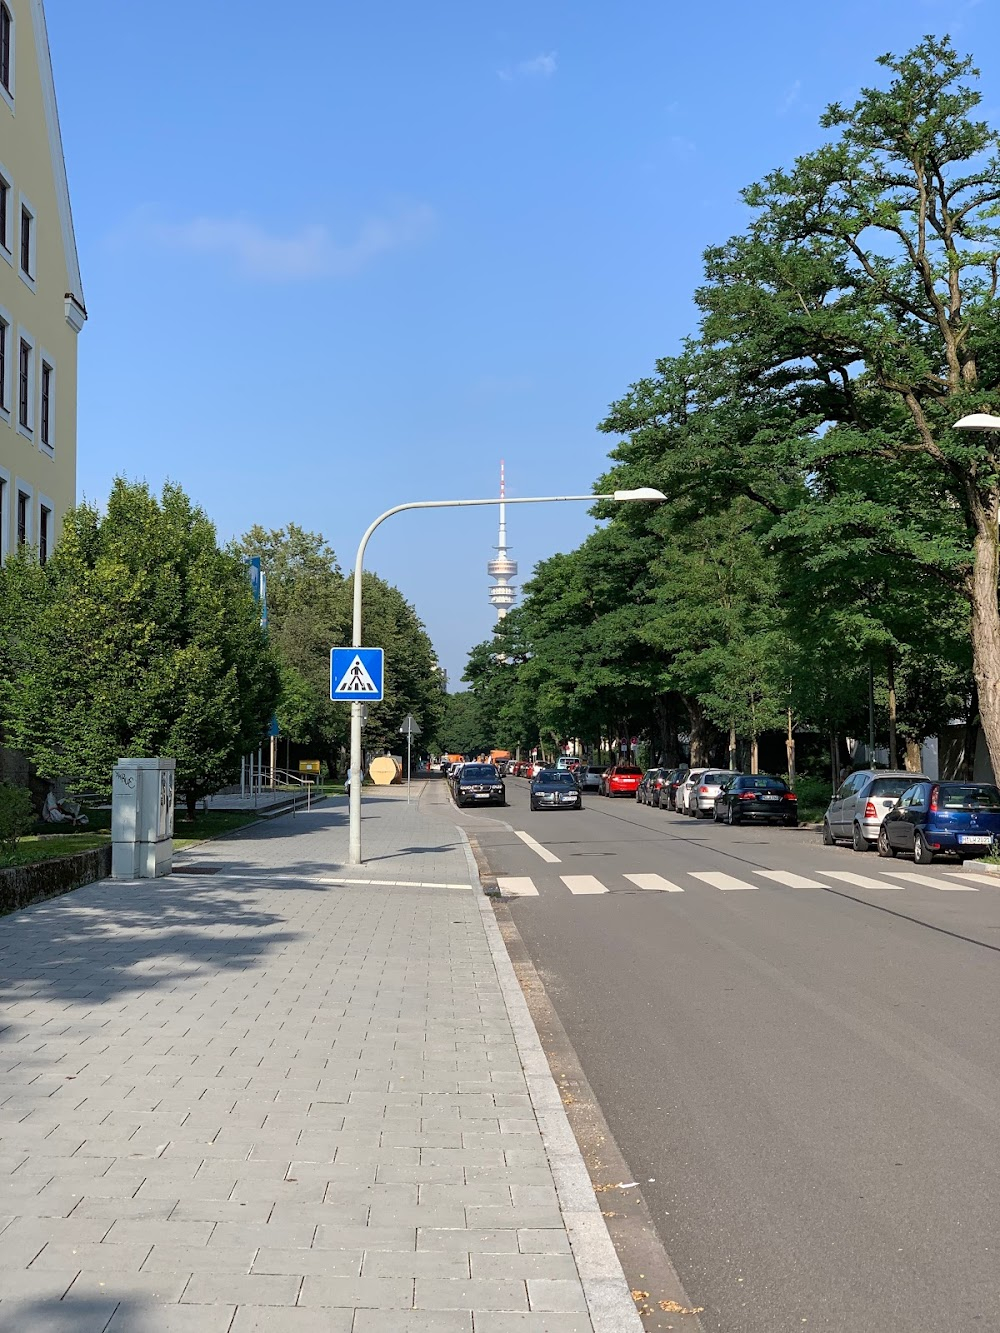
(878, 780), (1000, 863)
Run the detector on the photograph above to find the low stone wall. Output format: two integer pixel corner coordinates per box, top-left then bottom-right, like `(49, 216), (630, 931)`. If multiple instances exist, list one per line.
(0, 845), (111, 917)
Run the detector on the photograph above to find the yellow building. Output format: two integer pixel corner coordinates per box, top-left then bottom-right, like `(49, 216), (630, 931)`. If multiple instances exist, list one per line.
(0, 0), (85, 564)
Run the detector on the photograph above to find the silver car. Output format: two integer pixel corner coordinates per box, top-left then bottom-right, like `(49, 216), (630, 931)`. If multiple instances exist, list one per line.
(675, 769), (708, 815)
(823, 769), (930, 851)
(691, 770), (741, 817)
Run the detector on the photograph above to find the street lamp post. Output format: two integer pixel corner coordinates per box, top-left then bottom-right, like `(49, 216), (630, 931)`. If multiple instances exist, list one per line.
(347, 488), (665, 865)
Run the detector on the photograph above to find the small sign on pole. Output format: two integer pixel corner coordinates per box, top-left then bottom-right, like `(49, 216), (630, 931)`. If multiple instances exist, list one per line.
(398, 715), (422, 803)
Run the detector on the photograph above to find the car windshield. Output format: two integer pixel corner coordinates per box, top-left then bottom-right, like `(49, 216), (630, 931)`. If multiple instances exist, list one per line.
(538, 772), (577, 787)
(704, 772), (738, 784)
(738, 777), (787, 791)
(461, 765), (498, 781)
(616, 767), (642, 776)
(869, 777), (915, 799)
(586, 767), (606, 775)
(938, 783), (1000, 810)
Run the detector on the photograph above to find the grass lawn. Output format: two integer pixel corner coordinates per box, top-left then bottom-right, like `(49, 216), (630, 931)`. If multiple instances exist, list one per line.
(791, 775), (833, 824)
(3, 808), (263, 868)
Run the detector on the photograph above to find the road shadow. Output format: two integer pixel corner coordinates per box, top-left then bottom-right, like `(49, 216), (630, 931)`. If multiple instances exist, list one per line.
(0, 1293), (176, 1332)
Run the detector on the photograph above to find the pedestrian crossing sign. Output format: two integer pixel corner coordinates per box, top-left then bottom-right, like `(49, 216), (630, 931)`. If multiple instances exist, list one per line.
(330, 647), (384, 701)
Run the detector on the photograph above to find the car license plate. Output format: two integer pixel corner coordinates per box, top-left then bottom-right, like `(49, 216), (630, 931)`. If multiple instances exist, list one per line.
(474, 793), (490, 799)
(761, 795), (780, 802)
(958, 834), (992, 845)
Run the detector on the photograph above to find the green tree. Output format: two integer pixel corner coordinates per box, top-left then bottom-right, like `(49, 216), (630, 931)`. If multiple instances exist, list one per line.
(0, 480), (279, 817)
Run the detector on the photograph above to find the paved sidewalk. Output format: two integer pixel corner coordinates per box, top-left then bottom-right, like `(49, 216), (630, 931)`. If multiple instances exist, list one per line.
(0, 783), (641, 1332)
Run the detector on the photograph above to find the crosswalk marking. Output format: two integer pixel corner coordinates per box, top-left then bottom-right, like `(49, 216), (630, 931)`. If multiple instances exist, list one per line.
(879, 870), (979, 891)
(944, 870), (997, 886)
(514, 831), (561, 864)
(561, 875), (608, 895)
(816, 870), (903, 889)
(623, 873), (685, 892)
(688, 871), (757, 891)
(753, 870), (824, 888)
(497, 876), (539, 897)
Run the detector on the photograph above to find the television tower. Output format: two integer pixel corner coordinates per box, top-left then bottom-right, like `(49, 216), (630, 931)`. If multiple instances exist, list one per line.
(487, 460), (518, 619)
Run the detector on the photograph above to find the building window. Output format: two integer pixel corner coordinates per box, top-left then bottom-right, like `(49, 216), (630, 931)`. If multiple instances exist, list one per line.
(18, 338), (30, 429)
(0, 318), (6, 412)
(0, 474), (5, 558)
(0, 5), (11, 97)
(39, 504), (50, 564)
(0, 174), (8, 252)
(16, 490), (27, 547)
(40, 361), (51, 446)
(19, 204), (31, 278)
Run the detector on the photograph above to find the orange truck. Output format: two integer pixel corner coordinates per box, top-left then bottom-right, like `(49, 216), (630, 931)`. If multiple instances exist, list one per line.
(490, 749), (511, 763)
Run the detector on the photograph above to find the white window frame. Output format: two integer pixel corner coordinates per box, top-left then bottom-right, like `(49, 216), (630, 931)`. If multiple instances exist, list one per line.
(0, 2), (14, 115)
(37, 347), (54, 455)
(16, 325), (34, 439)
(0, 303), (10, 422)
(14, 477), (32, 550)
(17, 192), (35, 291)
(0, 161), (11, 264)
(0, 462), (9, 563)
(37, 491), (53, 565)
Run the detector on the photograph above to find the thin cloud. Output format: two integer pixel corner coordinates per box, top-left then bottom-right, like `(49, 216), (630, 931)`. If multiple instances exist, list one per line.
(132, 205), (434, 281)
(499, 51), (557, 81)
(778, 79), (801, 115)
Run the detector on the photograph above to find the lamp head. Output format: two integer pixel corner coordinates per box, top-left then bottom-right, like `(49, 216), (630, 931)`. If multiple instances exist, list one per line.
(612, 487), (667, 502)
(953, 413), (1000, 431)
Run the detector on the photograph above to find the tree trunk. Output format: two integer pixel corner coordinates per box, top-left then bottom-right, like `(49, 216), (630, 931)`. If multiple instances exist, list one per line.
(786, 708), (796, 788)
(830, 732), (839, 795)
(970, 504), (1000, 785)
(904, 738), (923, 772)
(687, 698), (708, 768)
(728, 724), (737, 772)
(750, 735), (759, 774)
(961, 684), (979, 781)
(185, 790), (198, 821)
(887, 655), (898, 769)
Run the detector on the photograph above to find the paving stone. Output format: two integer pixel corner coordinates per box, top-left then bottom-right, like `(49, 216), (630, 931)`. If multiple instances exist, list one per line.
(251, 1246), (362, 1276)
(229, 1308), (353, 1332)
(415, 1278), (529, 1311)
(181, 1272), (303, 1305)
(353, 1313), (472, 1333)
(105, 1304), (237, 1331)
(417, 1228), (519, 1254)
(297, 1274), (414, 1308)
(474, 1316), (595, 1333)
(473, 1253), (579, 1281)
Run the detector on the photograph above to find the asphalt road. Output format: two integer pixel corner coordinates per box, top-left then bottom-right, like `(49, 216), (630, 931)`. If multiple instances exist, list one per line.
(453, 775), (1000, 1333)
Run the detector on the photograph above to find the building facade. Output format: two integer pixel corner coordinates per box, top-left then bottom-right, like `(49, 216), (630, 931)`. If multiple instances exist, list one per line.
(0, 0), (85, 565)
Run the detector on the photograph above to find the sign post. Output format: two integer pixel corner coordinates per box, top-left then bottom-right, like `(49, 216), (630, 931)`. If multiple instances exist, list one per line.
(331, 648), (385, 863)
(398, 714), (423, 804)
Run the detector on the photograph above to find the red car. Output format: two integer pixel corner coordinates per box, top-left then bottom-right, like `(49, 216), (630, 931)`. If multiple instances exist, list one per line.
(600, 765), (643, 797)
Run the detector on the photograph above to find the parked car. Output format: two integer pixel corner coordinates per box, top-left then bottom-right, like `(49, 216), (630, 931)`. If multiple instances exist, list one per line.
(556, 756), (582, 774)
(600, 765), (643, 797)
(580, 765), (607, 792)
(714, 774), (797, 825)
(659, 767), (690, 810)
(689, 769), (741, 818)
(878, 780), (1000, 863)
(530, 770), (583, 811)
(636, 768), (664, 805)
(675, 769), (708, 815)
(823, 769), (930, 851)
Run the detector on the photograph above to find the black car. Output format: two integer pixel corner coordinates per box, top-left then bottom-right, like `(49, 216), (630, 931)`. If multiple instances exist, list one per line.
(714, 774), (797, 825)
(637, 768), (665, 805)
(529, 770), (583, 811)
(661, 767), (689, 810)
(454, 763), (505, 807)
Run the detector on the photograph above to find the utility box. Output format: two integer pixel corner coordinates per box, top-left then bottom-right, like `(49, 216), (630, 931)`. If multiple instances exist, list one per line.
(112, 757), (176, 879)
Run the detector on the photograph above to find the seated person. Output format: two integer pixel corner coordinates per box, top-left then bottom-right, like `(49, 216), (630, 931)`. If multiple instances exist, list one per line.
(42, 787), (89, 827)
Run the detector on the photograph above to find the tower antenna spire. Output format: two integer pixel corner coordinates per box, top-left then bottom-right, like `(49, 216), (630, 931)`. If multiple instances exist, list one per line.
(488, 460), (517, 619)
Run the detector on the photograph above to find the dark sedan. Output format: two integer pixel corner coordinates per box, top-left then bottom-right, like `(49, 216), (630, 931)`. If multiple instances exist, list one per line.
(879, 780), (1000, 863)
(660, 767), (690, 810)
(714, 774), (797, 825)
(530, 770), (583, 811)
(454, 763), (506, 808)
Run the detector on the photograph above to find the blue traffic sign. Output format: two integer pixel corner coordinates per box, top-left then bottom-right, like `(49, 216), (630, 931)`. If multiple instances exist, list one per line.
(331, 647), (384, 702)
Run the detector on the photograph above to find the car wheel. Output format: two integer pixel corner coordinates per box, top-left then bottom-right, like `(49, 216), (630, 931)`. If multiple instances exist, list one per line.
(877, 826), (895, 858)
(914, 830), (935, 865)
(726, 804), (738, 826)
(713, 806), (721, 822)
(529, 800), (537, 812)
(852, 822), (870, 853)
(822, 819), (835, 846)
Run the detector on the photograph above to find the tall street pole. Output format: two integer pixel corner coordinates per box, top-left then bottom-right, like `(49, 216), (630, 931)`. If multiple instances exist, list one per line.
(347, 488), (665, 866)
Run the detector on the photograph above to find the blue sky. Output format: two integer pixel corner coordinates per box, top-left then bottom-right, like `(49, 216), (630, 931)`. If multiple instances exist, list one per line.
(48, 0), (999, 687)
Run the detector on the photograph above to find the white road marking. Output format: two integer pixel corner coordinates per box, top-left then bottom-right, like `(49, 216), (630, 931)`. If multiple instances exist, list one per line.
(880, 870), (979, 891)
(688, 871), (757, 891)
(497, 876), (539, 897)
(561, 875), (608, 895)
(753, 870), (825, 888)
(944, 869), (999, 886)
(623, 873), (684, 892)
(514, 831), (562, 864)
(816, 870), (903, 889)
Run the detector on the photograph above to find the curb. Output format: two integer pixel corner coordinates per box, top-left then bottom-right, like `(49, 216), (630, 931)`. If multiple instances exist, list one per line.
(456, 824), (644, 1333)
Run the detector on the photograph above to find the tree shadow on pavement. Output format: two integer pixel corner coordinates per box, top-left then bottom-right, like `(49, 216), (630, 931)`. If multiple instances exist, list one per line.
(0, 1293), (188, 1332)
